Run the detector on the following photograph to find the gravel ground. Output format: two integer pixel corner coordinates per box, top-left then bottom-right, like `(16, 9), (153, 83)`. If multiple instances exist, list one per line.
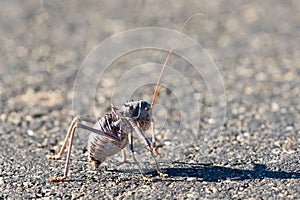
(1, 0), (300, 199)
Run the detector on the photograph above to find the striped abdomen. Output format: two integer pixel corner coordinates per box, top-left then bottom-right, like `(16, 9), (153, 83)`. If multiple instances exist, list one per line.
(87, 113), (130, 168)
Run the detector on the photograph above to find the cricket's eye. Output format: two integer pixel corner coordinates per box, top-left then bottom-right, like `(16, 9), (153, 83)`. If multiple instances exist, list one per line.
(145, 107), (150, 111)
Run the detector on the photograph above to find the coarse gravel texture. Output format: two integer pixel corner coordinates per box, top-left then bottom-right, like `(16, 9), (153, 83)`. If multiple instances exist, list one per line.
(1, 0), (300, 199)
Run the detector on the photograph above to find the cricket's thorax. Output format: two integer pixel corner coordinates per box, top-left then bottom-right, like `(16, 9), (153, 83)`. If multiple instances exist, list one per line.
(87, 100), (152, 168)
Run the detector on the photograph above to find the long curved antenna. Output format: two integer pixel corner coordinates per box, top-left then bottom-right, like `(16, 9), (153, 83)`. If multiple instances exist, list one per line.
(150, 13), (207, 109)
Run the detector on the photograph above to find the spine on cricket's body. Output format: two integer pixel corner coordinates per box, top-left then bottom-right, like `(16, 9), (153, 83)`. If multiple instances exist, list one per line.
(87, 113), (130, 168)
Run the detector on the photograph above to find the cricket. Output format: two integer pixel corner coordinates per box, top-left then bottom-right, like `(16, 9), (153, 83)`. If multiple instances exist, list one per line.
(46, 14), (200, 182)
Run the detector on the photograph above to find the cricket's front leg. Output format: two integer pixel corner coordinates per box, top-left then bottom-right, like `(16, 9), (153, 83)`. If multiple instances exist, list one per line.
(151, 119), (162, 158)
(128, 131), (153, 182)
(130, 120), (168, 178)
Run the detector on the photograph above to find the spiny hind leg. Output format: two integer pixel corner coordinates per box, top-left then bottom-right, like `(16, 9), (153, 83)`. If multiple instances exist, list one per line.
(48, 123), (77, 182)
(46, 116), (80, 160)
(46, 116), (97, 160)
(47, 116), (104, 182)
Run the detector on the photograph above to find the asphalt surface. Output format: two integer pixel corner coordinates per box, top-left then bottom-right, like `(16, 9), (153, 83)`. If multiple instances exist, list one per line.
(1, 1), (300, 199)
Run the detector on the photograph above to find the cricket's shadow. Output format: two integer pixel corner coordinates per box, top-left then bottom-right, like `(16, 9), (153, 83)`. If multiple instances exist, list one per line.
(165, 162), (300, 182)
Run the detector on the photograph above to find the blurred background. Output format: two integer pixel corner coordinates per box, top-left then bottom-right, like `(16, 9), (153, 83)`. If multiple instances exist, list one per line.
(0, 0), (299, 199)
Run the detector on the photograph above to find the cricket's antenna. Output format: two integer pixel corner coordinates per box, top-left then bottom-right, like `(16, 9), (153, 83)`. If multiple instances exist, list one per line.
(150, 13), (206, 109)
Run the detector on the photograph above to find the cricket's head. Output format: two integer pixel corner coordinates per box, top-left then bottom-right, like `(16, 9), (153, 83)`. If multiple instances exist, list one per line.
(116, 100), (152, 131)
(123, 100), (151, 120)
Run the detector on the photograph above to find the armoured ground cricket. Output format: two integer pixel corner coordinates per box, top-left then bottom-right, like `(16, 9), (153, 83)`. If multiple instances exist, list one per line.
(46, 14), (199, 182)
